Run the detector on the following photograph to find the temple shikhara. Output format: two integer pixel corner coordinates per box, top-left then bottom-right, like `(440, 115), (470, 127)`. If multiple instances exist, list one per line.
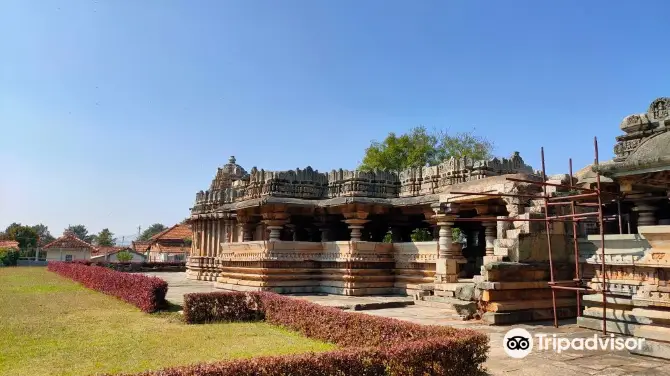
(186, 98), (670, 347)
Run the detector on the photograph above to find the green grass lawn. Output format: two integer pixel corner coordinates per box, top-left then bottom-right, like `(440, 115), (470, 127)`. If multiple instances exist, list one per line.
(0, 267), (335, 376)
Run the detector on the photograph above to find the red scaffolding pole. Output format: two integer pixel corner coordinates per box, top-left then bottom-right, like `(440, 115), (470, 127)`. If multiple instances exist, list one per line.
(446, 138), (610, 333)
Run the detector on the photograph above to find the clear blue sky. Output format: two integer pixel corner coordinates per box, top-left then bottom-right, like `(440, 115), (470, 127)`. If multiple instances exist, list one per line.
(1, 0), (668, 240)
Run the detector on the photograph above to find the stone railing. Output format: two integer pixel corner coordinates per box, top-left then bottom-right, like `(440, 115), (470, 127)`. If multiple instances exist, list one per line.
(392, 242), (438, 264)
(217, 241), (394, 263)
(191, 153), (535, 213)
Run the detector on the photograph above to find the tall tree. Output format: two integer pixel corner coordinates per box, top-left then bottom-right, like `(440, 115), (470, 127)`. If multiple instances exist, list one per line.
(31, 224), (55, 246)
(66, 225), (95, 244)
(359, 126), (493, 171)
(5, 223), (39, 249)
(359, 126), (437, 172)
(96, 228), (116, 247)
(138, 223), (168, 241)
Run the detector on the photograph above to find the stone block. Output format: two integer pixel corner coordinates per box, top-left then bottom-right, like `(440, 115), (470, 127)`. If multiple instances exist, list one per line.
(481, 311), (533, 325)
(629, 338), (670, 360)
(577, 316), (670, 343)
(485, 298), (576, 312)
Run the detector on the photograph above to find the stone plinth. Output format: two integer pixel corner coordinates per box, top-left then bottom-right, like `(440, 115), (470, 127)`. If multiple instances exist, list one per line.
(477, 261), (578, 325)
(214, 241), (395, 296)
(392, 241), (437, 295)
(579, 226), (670, 348)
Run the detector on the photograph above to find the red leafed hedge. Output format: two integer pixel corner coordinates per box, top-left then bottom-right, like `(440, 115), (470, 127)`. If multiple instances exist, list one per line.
(120, 291), (489, 376)
(47, 261), (168, 313)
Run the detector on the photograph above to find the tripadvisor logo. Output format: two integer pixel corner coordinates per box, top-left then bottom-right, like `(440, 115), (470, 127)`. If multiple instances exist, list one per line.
(503, 328), (533, 358)
(503, 328), (645, 359)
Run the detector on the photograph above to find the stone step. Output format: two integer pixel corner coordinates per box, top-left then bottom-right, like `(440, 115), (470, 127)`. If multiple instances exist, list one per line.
(417, 295), (478, 319)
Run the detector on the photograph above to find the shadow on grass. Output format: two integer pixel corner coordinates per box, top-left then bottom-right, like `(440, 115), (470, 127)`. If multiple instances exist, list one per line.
(151, 301), (185, 323)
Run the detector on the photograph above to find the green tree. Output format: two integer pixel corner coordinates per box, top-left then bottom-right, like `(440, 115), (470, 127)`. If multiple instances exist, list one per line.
(116, 250), (133, 262)
(5, 223), (39, 249)
(138, 223), (167, 241)
(360, 126), (437, 172)
(359, 126), (493, 171)
(0, 247), (20, 266)
(96, 228), (116, 247)
(66, 225), (95, 243)
(31, 224), (55, 246)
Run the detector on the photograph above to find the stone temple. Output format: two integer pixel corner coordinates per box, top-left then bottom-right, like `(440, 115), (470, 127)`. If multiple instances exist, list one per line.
(187, 98), (670, 336)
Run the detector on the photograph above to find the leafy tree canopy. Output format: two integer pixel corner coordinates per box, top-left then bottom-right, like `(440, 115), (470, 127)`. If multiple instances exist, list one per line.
(359, 126), (493, 172)
(4, 223), (39, 249)
(116, 250), (133, 262)
(31, 224), (55, 246)
(139, 223), (167, 241)
(96, 228), (116, 247)
(66, 225), (96, 244)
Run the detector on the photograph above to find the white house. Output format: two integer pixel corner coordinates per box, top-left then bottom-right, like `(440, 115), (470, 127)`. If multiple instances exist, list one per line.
(43, 230), (96, 262)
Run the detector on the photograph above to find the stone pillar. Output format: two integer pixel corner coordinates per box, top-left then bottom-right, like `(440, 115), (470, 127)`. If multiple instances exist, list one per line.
(214, 219), (221, 257)
(207, 219), (214, 257)
(435, 217), (458, 283)
(315, 215), (333, 242)
(430, 203), (460, 283)
(199, 220), (205, 256)
(343, 219), (369, 241)
(633, 202), (657, 229)
(319, 226), (332, 242)
(483, 222), (496, 257)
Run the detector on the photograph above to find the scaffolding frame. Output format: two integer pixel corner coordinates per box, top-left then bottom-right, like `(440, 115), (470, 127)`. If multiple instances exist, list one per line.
(449, 137), (613, 334)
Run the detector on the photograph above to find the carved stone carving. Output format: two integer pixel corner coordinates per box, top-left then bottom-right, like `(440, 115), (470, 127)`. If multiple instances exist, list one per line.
(649, 97), (670, 122)
(190, 152), (537, 214)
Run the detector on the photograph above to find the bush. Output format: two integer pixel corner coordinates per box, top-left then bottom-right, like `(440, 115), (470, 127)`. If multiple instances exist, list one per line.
(47, 261), (168, 313)
(69, 260), (186, 272)
(146, 291), (489, 376)
(0, 248), (20, 266)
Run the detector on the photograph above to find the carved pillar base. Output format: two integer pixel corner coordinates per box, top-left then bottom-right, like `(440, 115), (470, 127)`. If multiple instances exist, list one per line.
(633, 202), (657, 229)
(484, 221), (496, 257)
(341, 205), (370, 242)
(343, 219), (369, 242)
(265, 224), (285, 241)
(261, 205), (290, 242)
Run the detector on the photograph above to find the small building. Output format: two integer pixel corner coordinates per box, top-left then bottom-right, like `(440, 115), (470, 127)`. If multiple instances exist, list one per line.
(43, 230), (97, 262)
(144, 224), (191, 262)
(91, 246), (147, 263)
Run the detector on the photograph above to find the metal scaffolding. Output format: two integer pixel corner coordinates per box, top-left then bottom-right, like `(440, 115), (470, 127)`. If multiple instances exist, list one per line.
(449, 137), (612, 334)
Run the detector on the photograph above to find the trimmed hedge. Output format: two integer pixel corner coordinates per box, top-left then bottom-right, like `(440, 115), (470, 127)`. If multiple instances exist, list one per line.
(47, 261), (168, 313)
(123, 291), (489, 375)
(70, 260), (186, 272)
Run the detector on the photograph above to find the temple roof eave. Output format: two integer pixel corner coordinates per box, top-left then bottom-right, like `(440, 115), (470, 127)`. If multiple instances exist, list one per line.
(592, 156), (670, 178)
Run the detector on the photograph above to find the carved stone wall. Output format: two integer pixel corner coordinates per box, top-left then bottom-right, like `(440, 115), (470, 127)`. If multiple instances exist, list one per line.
(578, 226), (670, 344)
(191, 152), (535, 214)
(612, 97), (670, 162)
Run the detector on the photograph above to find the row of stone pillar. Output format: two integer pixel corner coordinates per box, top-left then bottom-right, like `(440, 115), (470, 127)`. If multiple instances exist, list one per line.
(193, 217), (241, 257)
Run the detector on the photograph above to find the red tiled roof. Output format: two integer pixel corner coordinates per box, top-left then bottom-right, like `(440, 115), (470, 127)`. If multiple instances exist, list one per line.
(150, 224), (191, 241)
(43, 231), (98, 250)
(93, 246), (131, 256)
(132, 241), (152, 253)
(153, 244), (190, 254)
(0, 240), (19, 249)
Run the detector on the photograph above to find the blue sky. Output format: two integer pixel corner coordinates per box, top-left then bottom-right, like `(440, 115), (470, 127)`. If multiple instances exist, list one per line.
(1, 0), (668, 240)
